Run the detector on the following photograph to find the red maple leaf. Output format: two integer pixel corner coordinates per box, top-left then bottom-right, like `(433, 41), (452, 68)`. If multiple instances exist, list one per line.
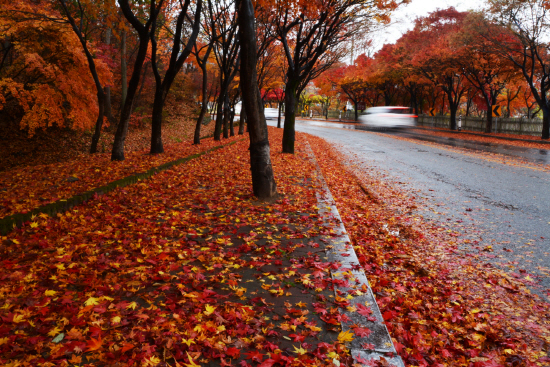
(244, 350), (263, 363)
(356, 303), (372, 316)
(226, 347), (241, 358)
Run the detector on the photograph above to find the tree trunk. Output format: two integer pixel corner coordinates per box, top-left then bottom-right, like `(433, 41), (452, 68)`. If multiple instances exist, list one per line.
(236, 0), (277, 198)
(229, 107), (236, 137)
(223, 93), (230, 138)
(120, 30), (128, 110)
(150, 88), (165, 154)
(238, 106), (246, 135)
(194, 64), (209, 144)
(542, 105), (550, 139)
(90, 91), (106, 153)
(448, 93), (457, 130)
(282, 79), (298, 153)
(354, 101), (358, 121)
(104, 86), (115, 123)
(214, 91), (224, 140)
(112, 17), (151, 161)
(277, 103), (282, 128)
(485, 104), (493, 133)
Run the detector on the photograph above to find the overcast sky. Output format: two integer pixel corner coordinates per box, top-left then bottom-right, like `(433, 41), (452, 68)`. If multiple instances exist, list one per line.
(372, 0), (485, 49)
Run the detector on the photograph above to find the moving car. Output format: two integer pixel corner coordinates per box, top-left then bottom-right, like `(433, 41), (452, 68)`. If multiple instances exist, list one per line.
(358, 106), (416, 128)
(264, 107), (279, 120)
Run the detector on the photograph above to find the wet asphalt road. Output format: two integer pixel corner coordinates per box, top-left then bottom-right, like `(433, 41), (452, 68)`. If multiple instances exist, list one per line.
(269, 119), (550, 301)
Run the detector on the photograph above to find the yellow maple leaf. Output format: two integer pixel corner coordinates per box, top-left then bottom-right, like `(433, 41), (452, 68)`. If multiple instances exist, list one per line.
(48, 326), (62, 337)
(0, 337), (8, 346)
(182, 338), (195, 346)
(184, 352), (201, 367)
(144, 356), (161, 366)
(293, 345), (307, 355)
(296, 301), (307, 308)
(44, 290), (57, 297)
(111, 316), (121, 324)
(337, 329), (355, 343)
(30, 222), (38, 228)
(84, 297), (99, 306)
(126, 301), (138, 310)
(12, 314), (25, 323)
(204, 304), (216, 316)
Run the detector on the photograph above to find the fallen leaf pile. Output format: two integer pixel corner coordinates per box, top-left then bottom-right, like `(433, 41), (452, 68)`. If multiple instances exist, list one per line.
(0, 129), (228, 220)
(307, 134), (550, 366)
(0, 128), (369, 366)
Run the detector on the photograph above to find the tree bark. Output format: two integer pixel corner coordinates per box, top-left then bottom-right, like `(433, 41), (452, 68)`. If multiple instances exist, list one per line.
(236, 0), (277, 198)
(223, 93), (230, 138)
(149, 0), (202, 154)
(282, 79), (298, 153)
(193, 43), (214, 144)
(56, 0), (106, 154)
(90, 91), (106, 153)
(238, 107), (246, 135)
(120, 30), (128, 110)
(112, 0), (155, 161)
(542, 106), (550, 139)
(277, 102), (282, 128)
(214, 93), (223, 140)
(194, 64), (209, 144)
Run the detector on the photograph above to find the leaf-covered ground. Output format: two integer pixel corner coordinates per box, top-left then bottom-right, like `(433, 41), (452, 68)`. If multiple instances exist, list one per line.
(0, 121), (217, 219)
(2, 124), (549, 366)
(308, 134), (550, 366)
(0, 129), (367, 366)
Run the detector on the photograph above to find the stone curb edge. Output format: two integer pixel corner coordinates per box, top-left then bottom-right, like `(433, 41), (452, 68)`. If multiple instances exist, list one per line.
(304, 141), (405, 367)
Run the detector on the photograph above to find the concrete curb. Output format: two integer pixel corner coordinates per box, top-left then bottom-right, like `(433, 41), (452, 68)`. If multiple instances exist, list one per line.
(305, 141), (405, 367)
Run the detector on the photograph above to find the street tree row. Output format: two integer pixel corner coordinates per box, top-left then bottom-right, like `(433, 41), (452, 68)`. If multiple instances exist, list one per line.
(316, 2), (550, 139)
(0, 0), (406, 196)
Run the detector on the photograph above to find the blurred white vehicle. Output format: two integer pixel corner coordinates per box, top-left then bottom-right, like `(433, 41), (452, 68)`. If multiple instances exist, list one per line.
(264, 107), (279, 120)
(358, 106), (416, 128)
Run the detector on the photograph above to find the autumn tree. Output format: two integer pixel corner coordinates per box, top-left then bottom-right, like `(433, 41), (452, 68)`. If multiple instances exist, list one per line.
(191, 36), (215, 144)
(480, 0), (550, 139)
(236, 0), (277, 198)
(149, 0), (202, 154)
(111, 0), (161, 161)
(406, 8), (469, 130)
(0, 0), (112, 140)
(261, 0), (405, 153)
(207, 0), (240, 140)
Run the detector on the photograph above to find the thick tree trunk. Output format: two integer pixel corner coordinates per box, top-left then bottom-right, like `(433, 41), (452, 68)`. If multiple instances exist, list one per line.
(354, 101), (358, 121)
(448, 93), (457, 130)
(542, 105), (550, 140)
(150, 88), (165, 154)
(237, 0), (277, 198)
(282, 80), (298, 153)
